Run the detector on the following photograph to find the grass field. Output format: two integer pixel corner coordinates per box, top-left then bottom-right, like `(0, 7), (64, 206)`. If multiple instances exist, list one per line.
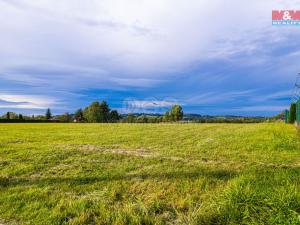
(0, 123), (300, 225)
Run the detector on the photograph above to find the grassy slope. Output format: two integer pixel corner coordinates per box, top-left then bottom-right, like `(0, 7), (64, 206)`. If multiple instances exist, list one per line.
(0, 123), (299, 225)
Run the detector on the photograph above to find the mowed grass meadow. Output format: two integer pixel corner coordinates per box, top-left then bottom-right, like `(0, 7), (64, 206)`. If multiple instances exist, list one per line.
(0, 123), (300, 225)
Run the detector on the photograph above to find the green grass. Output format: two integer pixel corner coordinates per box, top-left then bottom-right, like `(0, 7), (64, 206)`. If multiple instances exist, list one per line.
(0, 123), (300, 224)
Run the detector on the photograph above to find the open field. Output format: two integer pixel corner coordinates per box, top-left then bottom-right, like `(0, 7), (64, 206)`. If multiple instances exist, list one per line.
(0, 123), (300, 224)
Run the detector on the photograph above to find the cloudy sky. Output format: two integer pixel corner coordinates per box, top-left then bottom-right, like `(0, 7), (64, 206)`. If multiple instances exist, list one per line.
(0, 0), (300, 116)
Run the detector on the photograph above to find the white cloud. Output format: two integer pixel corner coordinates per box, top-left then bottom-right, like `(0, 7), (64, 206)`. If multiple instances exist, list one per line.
(185, 90), (255, 105)
(0, 94), (58, 109)
(0, 0), (297, 79)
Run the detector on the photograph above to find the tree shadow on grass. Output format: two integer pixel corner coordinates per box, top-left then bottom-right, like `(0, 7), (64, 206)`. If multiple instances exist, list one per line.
(1, 168), (237, 188)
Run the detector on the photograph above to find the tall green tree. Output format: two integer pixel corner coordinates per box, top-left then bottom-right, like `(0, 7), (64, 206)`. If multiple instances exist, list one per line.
(83, 101), (119, 123)
(289, 103), (296, 124)
(83, 102), (101, 123)
(45, 108), (52, 120)
(169, 105), (184, 122)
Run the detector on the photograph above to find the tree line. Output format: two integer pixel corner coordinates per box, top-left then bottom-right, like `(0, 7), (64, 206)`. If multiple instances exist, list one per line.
(0, 101), (184, 123)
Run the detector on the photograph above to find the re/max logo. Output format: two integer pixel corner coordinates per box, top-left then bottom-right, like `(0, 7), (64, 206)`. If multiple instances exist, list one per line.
(272, 10), (300, 26)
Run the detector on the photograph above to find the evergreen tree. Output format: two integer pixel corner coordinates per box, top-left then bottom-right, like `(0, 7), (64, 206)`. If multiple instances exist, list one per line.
(289, 103), (296, 124)
(6, 112), (10, 119)
(99, 101), (111, 122)
(110, 110), (120, 122)
(74, 108), (84, 121)
(45, 108), (52, 120)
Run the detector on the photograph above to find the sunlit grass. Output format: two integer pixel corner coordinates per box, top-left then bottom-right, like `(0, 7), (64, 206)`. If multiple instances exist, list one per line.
(0, 123), (299, 224)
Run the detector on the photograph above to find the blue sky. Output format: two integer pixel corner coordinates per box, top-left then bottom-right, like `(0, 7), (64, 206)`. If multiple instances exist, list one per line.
(0, 0), (300, 116)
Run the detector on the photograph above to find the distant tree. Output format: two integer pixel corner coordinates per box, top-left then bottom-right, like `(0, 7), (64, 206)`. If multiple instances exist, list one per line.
(99, 101), (111, 122)
(5, 112), (18, 119)
(147, 116), (154, 123)
(137, 115), (148, 123)
(35, 115), (46, 120)
(127, 114), (135, 123)
(163, 111), (170, 122)
(83, 102), (101, 123)
(147, 116), (159, 123)
(18, 114), (23, 120)
(170, 105), (183, 121)
(270, 112), (284, 122)
(83, 101), (119, 123)
(57, 113), (72, 122)
(110, 110), (120, 122)
(45, 108), (52, 120)
(289, 103), (296, 124)
(6, 112), (10, 119)
(156, 116), (164, 123)
(64, 113), (72, 122)
(74, 108), (84, 122)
